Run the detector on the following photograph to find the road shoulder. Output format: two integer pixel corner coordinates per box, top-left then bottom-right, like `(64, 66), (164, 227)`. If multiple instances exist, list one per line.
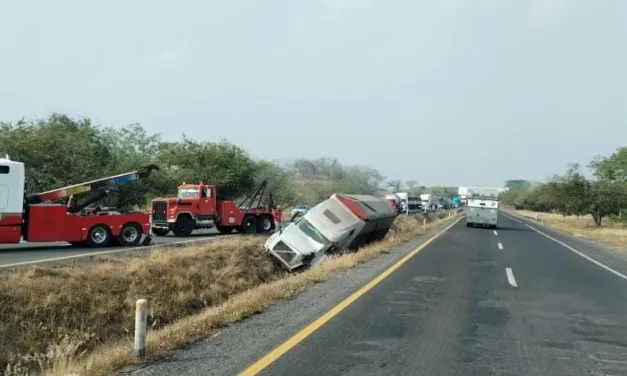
(123, 216), (461, 376)
(501, 211), (627, 277)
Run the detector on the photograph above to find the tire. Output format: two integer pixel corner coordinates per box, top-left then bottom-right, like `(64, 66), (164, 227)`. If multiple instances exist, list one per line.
(241, 216), (257, 234)
(172, 216), (194, 237)
(215, 225), (234, 234)
(118, 222), (143, 246)
(87, 224), (112, 247)
(257, 216), (274, 233)
(152, 227), (170, 236)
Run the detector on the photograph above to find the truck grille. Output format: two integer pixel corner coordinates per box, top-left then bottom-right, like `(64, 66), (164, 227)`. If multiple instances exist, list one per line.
(152, 200), (167, 222)
(271, 240), (298, 267)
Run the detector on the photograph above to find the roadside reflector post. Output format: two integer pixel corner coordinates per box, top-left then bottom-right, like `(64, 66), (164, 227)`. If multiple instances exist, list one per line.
(423, 218), (426, 231)
(134, 298), (148, 358)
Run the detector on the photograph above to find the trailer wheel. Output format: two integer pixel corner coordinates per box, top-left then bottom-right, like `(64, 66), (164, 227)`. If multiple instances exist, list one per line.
(152, 228), (170, 236)
(172, 216), (194, 237)
(258, 216), (274, 233)
(241, 216), (257, 234)
(118, 223), (143, 246)
(87, 224), (112, 247)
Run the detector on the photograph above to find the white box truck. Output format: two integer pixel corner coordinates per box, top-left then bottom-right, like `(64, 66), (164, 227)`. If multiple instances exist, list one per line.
(420, 194), (437, 212)
(265, 193), (398, 271)
(466, 198), (499, 228)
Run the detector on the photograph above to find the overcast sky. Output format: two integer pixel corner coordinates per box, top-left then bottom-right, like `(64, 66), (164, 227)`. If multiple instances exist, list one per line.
(1, 0), (626, 187)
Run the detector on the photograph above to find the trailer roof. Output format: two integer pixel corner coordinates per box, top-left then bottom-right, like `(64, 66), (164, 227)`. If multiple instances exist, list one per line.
(334, 193), (398, 221)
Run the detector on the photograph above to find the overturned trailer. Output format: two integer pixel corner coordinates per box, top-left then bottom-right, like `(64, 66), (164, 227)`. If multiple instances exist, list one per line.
(265, 193), (398, 271)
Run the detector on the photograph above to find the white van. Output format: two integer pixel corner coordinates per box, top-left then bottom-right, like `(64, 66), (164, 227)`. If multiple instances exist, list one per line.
(466, 198), (499, 229)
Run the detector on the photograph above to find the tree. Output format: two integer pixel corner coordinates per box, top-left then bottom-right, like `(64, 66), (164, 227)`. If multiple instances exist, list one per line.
(504, 179), (532, 190)
(587, 180), (626, 226)
(155, 138), (259, 199)
(428, 186), (448, 197)
(0, 114), (113, 192)
(404, 180), (418, 189)
(0, 114), (396, 210)
(254, 160), (296, 205)
(589, 147), (627, 182)
(387, 180), (402, 192)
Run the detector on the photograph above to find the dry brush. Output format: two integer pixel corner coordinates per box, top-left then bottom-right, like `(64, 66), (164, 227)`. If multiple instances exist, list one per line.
(1, 211), (457, 375)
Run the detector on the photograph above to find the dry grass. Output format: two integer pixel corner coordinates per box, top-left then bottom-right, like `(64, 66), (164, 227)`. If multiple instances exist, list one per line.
(504, 209), (627, 251)
(2, 211), (459, 376)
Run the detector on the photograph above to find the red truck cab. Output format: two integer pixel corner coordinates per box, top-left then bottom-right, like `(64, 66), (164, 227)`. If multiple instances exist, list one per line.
(150, 181), (275, 237)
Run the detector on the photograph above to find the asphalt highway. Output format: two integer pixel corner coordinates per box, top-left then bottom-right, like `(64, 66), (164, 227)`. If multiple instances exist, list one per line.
(131, 211), (627, 376)
(0, 229), (223, 268)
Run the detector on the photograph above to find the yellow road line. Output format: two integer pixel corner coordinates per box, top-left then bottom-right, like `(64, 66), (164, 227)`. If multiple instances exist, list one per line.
(239, 215), (464, 375)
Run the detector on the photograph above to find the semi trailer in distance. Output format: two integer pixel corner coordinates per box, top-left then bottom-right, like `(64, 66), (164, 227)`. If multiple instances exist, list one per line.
(265, 193), (398, 271)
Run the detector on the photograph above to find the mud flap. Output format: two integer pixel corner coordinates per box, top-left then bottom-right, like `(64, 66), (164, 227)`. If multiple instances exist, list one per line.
(142, 235), (153, 246)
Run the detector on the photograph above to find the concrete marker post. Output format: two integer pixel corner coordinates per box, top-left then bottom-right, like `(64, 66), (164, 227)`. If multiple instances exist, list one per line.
(135, 298), (148, 358)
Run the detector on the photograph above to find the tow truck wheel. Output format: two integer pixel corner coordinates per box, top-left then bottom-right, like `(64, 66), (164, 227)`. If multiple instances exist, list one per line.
(87, 224), (112, 247)
(172, 216), (194, 237)
(241, 216), (257, 234)
(215, 225), (233, 234)
(118, 223), (142, 246)
(258, 216), (274, 233)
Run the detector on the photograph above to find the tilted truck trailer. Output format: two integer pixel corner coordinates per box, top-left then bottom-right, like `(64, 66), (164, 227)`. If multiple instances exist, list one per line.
(150, 180), (275, 236)
(0, 156), (159, 247)
(466, 197), (499, 229)
(265, 193), (398, 271)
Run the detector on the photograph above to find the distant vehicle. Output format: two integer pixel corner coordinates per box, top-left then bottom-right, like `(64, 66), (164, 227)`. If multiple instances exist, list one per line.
(451, 195), (462, 208)
(420, 193), (438, 212)
(395, 192), (421, 215)
(291, 204), (311, 217)
(466, 197), (499, 229)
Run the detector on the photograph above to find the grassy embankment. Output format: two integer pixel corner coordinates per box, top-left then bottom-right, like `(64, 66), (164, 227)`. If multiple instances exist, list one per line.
(503, 209), (627, 251)
(2, 211), (460, 376)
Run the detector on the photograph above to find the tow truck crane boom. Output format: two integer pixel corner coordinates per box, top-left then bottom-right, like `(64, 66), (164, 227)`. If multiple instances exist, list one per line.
(26, 164), (159, 212)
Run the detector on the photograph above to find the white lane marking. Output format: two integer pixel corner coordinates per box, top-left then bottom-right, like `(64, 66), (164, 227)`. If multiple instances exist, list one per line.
(0, 235), (236, 269)
(493, 230), (498, 235)
(505, 268), (518, 287)
(498, 242), (503, 250)
(525, 223), (627, 282)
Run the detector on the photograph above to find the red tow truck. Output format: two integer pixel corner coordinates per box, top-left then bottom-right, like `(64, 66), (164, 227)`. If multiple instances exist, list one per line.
(0, 156), (159, 247)
(150, 180), (275, 236)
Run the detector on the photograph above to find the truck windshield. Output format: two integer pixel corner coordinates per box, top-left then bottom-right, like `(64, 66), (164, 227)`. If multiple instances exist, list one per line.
(178, 188), (199, 198)
(297, 219), (331, 246)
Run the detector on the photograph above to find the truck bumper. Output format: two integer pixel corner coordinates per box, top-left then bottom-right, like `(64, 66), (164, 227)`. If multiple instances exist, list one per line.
(151, 221), (171, 229)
